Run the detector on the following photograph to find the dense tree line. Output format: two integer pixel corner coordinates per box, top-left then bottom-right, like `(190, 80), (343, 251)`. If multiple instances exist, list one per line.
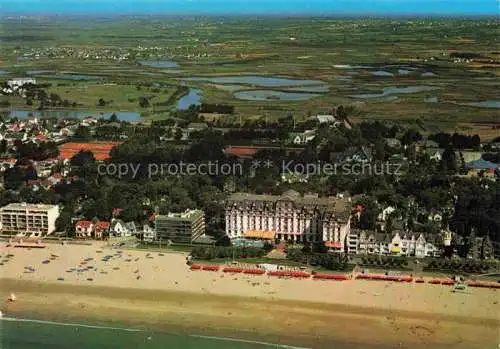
(424, 258), (495, 274)
(286, 248), (349, 271)
(428, 132), (481, 149)
(360, 255), (410, 269)
(199, 103), (234, 114)
(190, 245), (271, 259)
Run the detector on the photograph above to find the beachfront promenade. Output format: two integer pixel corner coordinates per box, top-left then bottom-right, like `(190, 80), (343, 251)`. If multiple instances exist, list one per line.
(1, 242), (498, 348)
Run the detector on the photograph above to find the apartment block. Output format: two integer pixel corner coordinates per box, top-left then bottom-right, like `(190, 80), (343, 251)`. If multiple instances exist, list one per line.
(155, 209), (205, 243)
(0, 203), (60, 235)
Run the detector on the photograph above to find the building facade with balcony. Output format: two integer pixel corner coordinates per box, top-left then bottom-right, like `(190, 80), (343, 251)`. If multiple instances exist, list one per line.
(225, 190), (352, 249)
(0, 203), (60, 235)
(155, 209), (205, 243)
(355, 231), (440, 257)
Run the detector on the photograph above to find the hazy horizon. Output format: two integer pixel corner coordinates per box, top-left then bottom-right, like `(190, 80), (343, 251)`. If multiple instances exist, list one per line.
(2, 0), (498, 16)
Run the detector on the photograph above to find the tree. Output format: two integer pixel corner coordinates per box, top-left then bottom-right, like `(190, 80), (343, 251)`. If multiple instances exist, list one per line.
(0, 139), (7, 154)
(108, 113), (118, 123)
(401, 129), (422, 146)
(0, 100), (10, 107)
(139, 97), (150, 108)
(74, 126), (91, 140)
(98, 98), (106, 107)
(374, 140), (386, 161)
(70, 150), (95, 167)
(336, 105), (347, 121)
(55, 210), (73, 233)
(440, 147), (458, 173)
(174, 128), (183, 141)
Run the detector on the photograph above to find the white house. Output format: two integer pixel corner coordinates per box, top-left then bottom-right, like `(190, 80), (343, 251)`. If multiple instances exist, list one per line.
(6, 78), (36, 90)
(316, 114), (336, 124)
(292, 130), (316, 145)
(142, 224), (156, 242)
(355, 231), (439, 258)
(414, 234), (427, 258)
(426, 148), (445, 161)
(110, 219), (137, 237)
(378, 206), (396, 222)
(428, 212), (443, 222)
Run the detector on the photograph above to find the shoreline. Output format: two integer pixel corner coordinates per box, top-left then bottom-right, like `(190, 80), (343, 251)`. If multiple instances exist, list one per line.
(1, 243), (498, 348)
(1, 279), (498, 349)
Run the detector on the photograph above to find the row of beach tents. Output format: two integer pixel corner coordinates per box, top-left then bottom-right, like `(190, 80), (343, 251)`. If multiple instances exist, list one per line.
(189, 264), (500, 288)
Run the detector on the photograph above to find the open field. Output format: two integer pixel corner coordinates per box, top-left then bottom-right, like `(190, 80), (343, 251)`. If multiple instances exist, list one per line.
(0, 17), (498, 133)
(47, 83), (177, 111)
(1, 242), (499, 348)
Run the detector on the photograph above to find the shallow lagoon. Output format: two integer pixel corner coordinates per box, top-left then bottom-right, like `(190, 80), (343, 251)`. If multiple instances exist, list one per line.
(138, 60), (179, 69)
(372, 71), (394, 77)
(26, 70), (55, 75)
(460, 100), (500, 109)
(176, 89), (202, 110)
(184, 75), (325, 87)
(350, 86), (440, 99)
(38, 74), (103, 81)
(233, 90), (320, 101)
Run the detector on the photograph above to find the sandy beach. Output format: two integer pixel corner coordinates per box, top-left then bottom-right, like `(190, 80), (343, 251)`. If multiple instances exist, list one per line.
(1, 242), (499, 348)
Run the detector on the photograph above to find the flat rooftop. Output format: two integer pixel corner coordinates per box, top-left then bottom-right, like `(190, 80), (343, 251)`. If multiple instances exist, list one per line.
(0, 203), (59, 211)
(156, 209), (204, 221)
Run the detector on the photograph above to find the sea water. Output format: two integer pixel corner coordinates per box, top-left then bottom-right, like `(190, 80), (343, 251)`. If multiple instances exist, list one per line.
(0, 316), (311, 349)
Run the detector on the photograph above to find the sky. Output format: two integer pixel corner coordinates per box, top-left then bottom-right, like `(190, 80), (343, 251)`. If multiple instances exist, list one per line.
(1, 0), (499, 16)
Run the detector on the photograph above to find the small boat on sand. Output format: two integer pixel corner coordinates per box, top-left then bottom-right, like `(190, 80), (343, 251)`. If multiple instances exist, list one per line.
(8, 293), (17, 302)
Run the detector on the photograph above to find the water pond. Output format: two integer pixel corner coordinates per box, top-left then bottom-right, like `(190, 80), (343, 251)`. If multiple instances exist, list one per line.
(372, 71), (394, 77)
(350, 86), (440, 99)
(137, 60), (179, 69)
(184, 75), (324, 87)
(38, 74), (103, 81)
(459, 100), (500, 109)
(176, 89), (202, 110)
(233, 90), (320, 101)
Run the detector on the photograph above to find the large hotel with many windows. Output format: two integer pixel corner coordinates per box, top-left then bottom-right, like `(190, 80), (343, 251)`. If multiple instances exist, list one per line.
(0, 203), (60, 235)
(225, 190), (352, 249)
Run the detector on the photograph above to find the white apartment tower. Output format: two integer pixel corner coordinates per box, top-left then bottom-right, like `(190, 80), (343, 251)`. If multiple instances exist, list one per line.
(0, 203), (60, 235)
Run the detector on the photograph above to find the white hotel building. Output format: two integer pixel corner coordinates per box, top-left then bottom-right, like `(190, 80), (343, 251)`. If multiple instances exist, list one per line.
(225, 190), (351, 249)
(0, 203), (60, 235)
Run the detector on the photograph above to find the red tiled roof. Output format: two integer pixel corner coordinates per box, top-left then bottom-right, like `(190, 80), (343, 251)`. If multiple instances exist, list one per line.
(95, 221), (110, 229)
(75, 220), (93, 228)
(325, 241), (342, 248)
(223, 146), (259, 157)
(58, 142), (121, 161)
